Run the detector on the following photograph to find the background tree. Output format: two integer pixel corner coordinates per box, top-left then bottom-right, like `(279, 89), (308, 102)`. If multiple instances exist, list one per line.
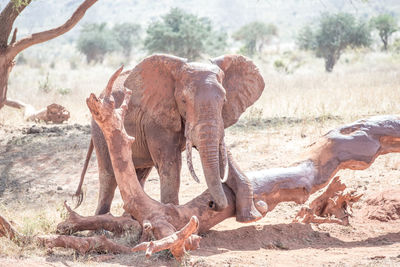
(296, 25), (315, 51)
(144, 8), (227, 61)
(77, 23), (119, 63)
(112, 23), (141, 58)
(298, 13), (371, 72)
(370, 14), (398, 51)
(233, 21), (278, 56)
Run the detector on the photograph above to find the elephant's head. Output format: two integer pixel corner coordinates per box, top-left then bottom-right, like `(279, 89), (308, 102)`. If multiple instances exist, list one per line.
(124, 54), (264, 210)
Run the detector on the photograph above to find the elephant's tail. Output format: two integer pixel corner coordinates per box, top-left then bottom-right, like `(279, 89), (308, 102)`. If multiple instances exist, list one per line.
(72, 138), (94, 209)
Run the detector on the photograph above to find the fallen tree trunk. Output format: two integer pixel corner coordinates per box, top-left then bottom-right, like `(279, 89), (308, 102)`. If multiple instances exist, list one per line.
(5, 100), (70, 123)
(1, 67), (399, 261)
(85, 67), (400, 252)
(56, 202), (141, 235)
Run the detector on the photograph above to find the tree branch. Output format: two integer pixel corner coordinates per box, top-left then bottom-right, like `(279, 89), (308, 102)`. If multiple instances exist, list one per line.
(56, 202), (141, 236)
(7, 0), (97, 58)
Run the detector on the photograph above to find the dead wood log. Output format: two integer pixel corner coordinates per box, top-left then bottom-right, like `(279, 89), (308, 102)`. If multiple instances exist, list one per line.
(56, 202), (141, 236)
(0, 215), (27, 244)
(247, 115), (400, 218)
(0, 212), (199, 257)
(37, 235), (133, 254)
(86, 66), (201, 260)
(86, 66), (400, 258)
(2, 68), (400, 260)
(292, 176), (363, 225)
(5, 99), (70, 123)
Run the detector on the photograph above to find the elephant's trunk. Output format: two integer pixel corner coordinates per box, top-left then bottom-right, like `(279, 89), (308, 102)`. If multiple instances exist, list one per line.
(219, 140), (229, 183)
(197, 130), (228, 211)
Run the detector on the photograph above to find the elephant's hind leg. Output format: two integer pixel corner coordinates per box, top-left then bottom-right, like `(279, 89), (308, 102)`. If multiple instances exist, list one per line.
(96, 171), (117, 215)
(92, 121), (118, 215)
(137, 167), (153, 188)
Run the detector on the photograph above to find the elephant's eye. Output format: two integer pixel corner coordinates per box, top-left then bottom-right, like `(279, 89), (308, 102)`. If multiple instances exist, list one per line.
(182, 98), (186, 104)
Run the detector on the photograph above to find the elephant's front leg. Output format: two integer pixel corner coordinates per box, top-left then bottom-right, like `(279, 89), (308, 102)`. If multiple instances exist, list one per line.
(223, 151), (266, 222)
(146, 125), (183, 205)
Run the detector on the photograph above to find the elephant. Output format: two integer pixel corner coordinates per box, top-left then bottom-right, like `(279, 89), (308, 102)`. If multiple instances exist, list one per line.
(75, 54), (266, 223)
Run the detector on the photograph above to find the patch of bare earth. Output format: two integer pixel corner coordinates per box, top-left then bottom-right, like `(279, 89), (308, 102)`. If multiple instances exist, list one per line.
(1, 119), (400, 266)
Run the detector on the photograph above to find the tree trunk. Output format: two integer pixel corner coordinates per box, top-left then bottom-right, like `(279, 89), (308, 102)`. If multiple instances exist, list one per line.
(324, 53), (336, 72)
(0, 52), (13, 109)
(0, 0), (97, 111)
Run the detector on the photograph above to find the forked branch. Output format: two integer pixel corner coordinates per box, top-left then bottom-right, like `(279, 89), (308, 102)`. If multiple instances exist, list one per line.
(7, 0), (98, 58)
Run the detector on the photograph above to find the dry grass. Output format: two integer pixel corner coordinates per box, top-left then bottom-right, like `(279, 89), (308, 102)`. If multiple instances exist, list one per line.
(250, 50), (400, 122)
(2, 49), (399, 126)
(0, 47), (400, 265)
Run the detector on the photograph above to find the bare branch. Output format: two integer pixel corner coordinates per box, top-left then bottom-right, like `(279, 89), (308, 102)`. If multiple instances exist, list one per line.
(56, 202), (141, 235)
(8, 0), (97, 58)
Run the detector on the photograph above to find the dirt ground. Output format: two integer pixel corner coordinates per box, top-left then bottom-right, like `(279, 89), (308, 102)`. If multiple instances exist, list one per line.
(1, 118), (400, 267)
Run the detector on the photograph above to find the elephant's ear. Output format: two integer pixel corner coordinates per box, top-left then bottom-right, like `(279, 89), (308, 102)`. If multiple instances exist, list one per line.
(124, 54), (187, 132)
(212, 55), (265, 128)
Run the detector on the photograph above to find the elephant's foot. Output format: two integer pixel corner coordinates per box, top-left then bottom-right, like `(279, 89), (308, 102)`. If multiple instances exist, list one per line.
(235, 196), (267, 223)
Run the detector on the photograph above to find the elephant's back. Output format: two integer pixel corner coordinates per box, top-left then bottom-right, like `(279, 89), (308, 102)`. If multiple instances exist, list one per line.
(99, 71), (131, 108)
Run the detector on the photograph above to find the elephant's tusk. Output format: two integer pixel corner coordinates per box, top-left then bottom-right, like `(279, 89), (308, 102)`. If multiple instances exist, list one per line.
(220, 140), (229, 183)
(186, 139), (200, 183)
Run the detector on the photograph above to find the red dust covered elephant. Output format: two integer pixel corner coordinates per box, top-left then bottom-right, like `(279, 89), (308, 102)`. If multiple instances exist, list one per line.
(75, 54), (266, 222)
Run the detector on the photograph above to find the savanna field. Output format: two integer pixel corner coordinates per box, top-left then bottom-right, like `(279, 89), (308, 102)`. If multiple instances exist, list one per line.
(1, 0), (400, 266)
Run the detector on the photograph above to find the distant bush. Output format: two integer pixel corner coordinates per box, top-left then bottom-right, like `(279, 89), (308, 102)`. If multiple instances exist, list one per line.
(112, 23), (141, 58)
(297, 13), (371, 72)
(38, 73), (51, 93)
(77, 23), (119, 63)
(233, 21), (278, 57)
(297, 25), (315, 51)
(57, 88), (72, 96)
(370, 14), (398, 51)
(144, 8), (227, 61)
(273, 51), (304, 74)
(393, 38), (400, 53)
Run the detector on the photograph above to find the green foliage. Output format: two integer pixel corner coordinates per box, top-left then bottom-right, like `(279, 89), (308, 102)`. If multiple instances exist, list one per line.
(57, 87), (71, 95)
(144, 8), (227, 61)
(77, 23), (119, 63)
(11, 0), (30, 9)
(393, 38), (400, 53)
(233, 21), (278, 56)
(297, 13), (371, 72)
(273, 51), (304, 74)
(370, 14), (398, 51)
(296, 25), (315, 50)
(112, 23), (141, 58)
(38, 73), (51, 93)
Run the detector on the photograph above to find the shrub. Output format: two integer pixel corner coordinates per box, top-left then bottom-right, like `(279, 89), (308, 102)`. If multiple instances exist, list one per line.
(297, 13), (371, 72)
(370, 14), (398, 51)
(112, 23), (141, 58)
(144, 8), (227, 61)
(77, 23), (119, 63)
(233, 21), (278, 57)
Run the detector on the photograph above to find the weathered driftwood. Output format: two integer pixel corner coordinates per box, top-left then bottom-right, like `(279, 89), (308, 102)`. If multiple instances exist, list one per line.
(1, 67), (399, 261)
(293, 176), (363, 225)
(85, 67), (400, 255)
(248, 114), (400, 214)
(0, 211), (199, 258)
(85, 67), (202, 259)
(56, 202), (141, 235)
(5, 100), (70, 123)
